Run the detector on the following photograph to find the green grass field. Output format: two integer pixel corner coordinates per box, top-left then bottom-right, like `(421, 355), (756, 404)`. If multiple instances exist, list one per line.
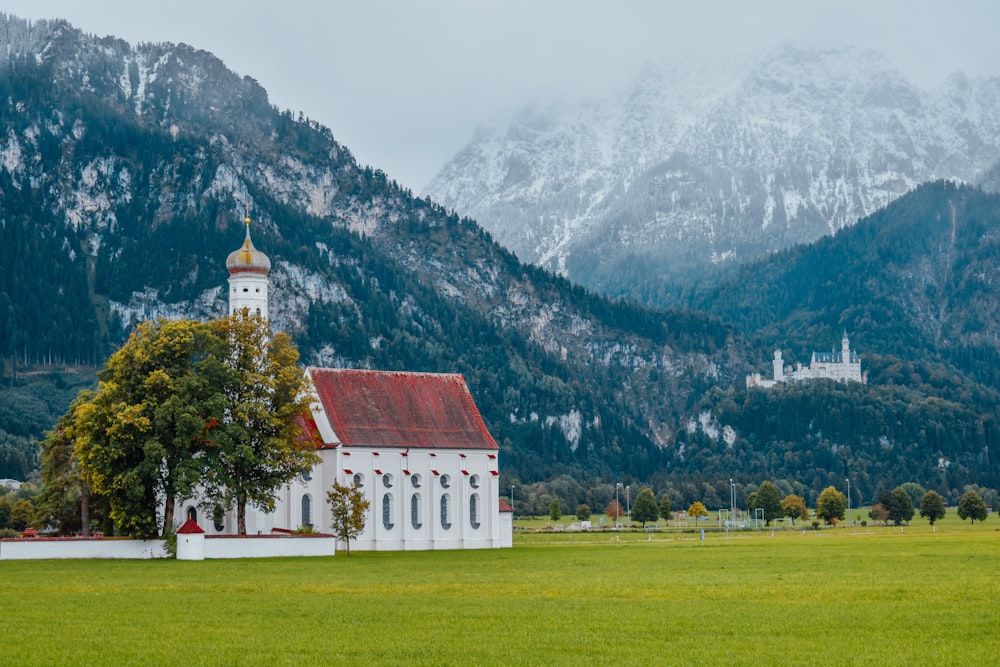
(2, 519), (998, 666)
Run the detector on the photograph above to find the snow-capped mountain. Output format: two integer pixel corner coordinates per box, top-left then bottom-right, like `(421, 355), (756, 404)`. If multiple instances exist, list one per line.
(424, 44), (1000, 298)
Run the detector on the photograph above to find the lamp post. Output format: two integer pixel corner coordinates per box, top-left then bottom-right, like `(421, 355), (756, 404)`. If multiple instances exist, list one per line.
(626, 485), (631, 529)
(846, 478), (851, 527)
(510, 485), (515, 511)
(615, 483), (621, 530)
(730, 478), (736, 528)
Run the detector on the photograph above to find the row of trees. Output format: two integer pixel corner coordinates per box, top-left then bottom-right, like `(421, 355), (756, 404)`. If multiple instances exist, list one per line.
(34, 313), (317, 538)
(537, 481), (993, 530)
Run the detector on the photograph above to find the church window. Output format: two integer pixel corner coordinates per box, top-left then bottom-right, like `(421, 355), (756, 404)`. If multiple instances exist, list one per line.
(411, 493), (423, 529)
(470, 474), (480, 489)
(302, 468), (312, 481)
(353, 473), (364, 487)
(411, 473), (422, 488)
(243, 287), (249, 292)
(382, 493), (395, 529)
(440, 494), (452, 530)
(382, 473), (393, 488)
(440, 474), (451, 489)
(186, 506), (198, 522)
(469, 493), (481, 529)
(301, 494), (312, 529)
(212, 506), (225, 532)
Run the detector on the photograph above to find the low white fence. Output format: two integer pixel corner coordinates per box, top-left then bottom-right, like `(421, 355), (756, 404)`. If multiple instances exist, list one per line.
(0, 534), (336, 560)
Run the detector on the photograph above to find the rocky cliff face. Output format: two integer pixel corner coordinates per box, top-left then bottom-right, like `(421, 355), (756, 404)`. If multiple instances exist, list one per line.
(424, 44), (1000, 297)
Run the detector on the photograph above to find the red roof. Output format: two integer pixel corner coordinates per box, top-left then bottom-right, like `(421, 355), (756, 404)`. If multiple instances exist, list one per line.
(176, 518), (205, 534)
(498, 499), (514, 513)
(308, 368), (498, 451)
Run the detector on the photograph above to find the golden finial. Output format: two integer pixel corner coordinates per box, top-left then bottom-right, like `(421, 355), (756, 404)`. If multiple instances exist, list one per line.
(245, 201), (251, 226)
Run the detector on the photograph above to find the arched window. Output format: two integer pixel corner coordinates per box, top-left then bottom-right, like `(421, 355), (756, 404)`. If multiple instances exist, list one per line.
(470, 474), (480, 489)
(470, 493), (481, 529)
(301, 494), (312, 529)
(440, 474), (451, 489)
(440, 494), (452, 530)
(212, 506), (225, 533)
(353, 472), (365, 487)
(411, 493), (423, 529)
(382, 473), (394, 488)
(411, 473), (422, 488)
(382, 493), (395, 530)
(186, 506), (198, 522)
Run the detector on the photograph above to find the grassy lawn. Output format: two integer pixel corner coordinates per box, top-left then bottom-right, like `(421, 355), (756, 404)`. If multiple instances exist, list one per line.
(1, 521), (998, 665)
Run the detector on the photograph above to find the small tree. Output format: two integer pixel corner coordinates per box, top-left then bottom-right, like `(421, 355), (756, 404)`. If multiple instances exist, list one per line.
(919, 490), (946, 525)
(888, 486), (915, 525)
(687, 501), (709, 521)
(815, 486), (847, 525)
(631, 487), (659, 527)
(659, 492), (672, 521)
(549, 497), (562, 522)
(869, 503), (889, 525)
(576, 503), (591, 521)
(957, 489), (988, 524)
(899, 482), (927, 510)
(327, 481), (369, 554)
(605, 499), (623, 525)
(781, 494), (809, 525)
(748, 481), (783, 526)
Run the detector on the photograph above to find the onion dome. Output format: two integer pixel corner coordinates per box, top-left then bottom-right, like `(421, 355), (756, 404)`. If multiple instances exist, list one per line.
(226, 216), (271, 275)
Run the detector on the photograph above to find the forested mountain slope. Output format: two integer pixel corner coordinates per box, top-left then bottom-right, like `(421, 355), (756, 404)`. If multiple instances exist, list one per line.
(0, 15), (732, 484)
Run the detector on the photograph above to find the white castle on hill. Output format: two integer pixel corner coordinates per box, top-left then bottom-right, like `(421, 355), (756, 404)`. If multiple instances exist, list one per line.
(746, 332), (866, 388)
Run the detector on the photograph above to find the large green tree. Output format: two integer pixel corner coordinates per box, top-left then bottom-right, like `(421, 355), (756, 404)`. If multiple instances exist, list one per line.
(74, 319), (226, 537)
(204, 312), (319, 535)
(631, 486), (659, 527)
(919, 490), (946, 526)
(326, 481), (370, 555)
(748, 481), (783, 526)
(957, 489), (988, 524)
(815, 486), (847, 525)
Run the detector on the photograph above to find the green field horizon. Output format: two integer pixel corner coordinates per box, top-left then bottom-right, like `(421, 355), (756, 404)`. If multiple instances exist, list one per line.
(2, 519), (997, 665)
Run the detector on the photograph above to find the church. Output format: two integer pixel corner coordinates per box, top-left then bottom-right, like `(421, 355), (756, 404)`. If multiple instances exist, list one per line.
(181, 217), (511, 550)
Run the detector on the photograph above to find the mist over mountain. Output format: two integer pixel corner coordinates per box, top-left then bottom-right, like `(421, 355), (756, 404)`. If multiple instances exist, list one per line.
(424, 44), (1000, 303)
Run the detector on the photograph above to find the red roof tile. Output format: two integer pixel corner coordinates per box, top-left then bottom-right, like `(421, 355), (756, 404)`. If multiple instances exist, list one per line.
(308, 368), (498, 451)
(177, 518), (205, 534)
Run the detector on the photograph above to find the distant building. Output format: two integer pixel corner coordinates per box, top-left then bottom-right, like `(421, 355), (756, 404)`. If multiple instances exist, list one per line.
(747, 332), (866, 388)
(0, 479), (22, 492)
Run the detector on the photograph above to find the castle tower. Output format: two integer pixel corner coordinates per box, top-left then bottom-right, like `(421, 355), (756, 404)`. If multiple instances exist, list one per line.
(841, 331), (850, 362)
(226, 214), (271, 319)
(772, 350), (784, 382)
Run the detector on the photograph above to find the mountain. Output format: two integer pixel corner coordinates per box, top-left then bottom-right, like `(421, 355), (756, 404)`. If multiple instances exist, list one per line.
(1, 16), (997, 506)
(424, 44), (1000, 302)
(664, 181), (1000, 502)
(0, 15), (733, 484)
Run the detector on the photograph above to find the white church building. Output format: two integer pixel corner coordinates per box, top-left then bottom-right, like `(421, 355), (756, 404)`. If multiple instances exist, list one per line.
(746, 332), (866, 388)
(181, 217), (512, 550)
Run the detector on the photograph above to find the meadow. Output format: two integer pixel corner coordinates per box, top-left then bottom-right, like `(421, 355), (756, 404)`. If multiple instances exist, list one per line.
(1, 518), (998, 666)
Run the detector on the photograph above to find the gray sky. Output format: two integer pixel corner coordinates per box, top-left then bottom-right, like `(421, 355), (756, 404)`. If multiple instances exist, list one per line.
(3, 1), (1000, 191)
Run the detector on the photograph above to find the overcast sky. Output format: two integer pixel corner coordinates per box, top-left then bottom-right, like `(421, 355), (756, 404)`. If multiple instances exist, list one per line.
(3, 1), (1000, 191)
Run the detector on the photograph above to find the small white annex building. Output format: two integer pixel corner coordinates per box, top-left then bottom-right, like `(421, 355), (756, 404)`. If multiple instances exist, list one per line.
(180, 217), (510, 550)
(747, 332), (866, 388)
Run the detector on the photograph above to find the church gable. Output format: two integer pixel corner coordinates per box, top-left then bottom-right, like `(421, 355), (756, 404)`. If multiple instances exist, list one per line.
(308, 368), (498, 451)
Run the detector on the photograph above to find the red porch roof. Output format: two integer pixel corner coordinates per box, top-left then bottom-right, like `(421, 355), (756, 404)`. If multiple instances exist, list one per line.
(308, 368), (498, 451)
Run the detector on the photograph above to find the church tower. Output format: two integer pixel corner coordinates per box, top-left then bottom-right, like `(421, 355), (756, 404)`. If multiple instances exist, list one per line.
(226, 213), (271, 318)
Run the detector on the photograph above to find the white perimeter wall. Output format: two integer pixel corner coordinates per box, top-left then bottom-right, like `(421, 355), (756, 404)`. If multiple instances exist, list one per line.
(0, 536), (335, 560)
